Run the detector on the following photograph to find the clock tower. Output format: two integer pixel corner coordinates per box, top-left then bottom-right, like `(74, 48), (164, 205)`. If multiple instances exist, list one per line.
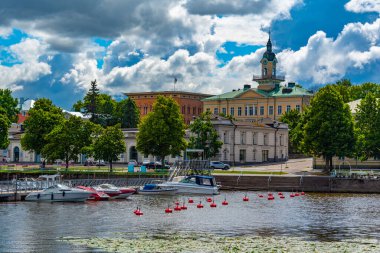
(253, 34), (284, 91)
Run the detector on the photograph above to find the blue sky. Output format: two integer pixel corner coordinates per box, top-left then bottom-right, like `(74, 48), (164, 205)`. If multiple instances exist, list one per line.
(0, 0), (379, 109)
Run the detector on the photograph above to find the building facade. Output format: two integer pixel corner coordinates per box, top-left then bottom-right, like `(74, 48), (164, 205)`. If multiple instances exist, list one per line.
(125, 91), (212, 125)
(203, 36), (313, 122)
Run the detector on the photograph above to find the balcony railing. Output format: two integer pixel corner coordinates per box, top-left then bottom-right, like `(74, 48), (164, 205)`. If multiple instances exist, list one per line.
(252, 75), (285, 80)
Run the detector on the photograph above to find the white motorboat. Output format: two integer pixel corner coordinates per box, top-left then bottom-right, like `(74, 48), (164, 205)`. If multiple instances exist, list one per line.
(138, 184), (178, 195)
(25, 184), (92, 202)
(158, 175), (220, 195)
(94, 184), (136, 199)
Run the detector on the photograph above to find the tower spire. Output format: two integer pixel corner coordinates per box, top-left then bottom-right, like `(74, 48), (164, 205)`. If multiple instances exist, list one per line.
(266, 30), (272, 52)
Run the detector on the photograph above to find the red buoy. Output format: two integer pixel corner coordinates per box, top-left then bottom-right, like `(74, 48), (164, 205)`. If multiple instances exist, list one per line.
(295, 192), (300, 196)
(280, 195), (285, 199)
(268, 195), (274, 200)
(222, 200), (229, 205)
(301, 192), (305, 195)
(206, 197), (212, 202)
(278, 192), (283, 195)
(210, 201), (217, 208)
(290, 193), (295, 198)
(135, 208), (143, 215)
(197, 201), (204, 208)
(258, 194), (264, 198)
(181, 203), (188, 210)
(188, 198), (194, 203)
(165, 207), (173, 213)
(243, 195), (249, 201)
(174, 205), (182, 211)
(133, 207), (139, 214)
(175, 201), (180, 205)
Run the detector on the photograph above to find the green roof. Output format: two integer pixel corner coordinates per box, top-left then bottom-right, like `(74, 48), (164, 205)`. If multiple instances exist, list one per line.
(202, 86), (313, 101)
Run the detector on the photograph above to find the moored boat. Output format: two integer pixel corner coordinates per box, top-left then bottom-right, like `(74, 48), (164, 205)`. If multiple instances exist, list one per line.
(25, 184), (92, 202)
(158, 175), (220, 195)
(94, 184), (136, 199)
(76, 186), (110, 201)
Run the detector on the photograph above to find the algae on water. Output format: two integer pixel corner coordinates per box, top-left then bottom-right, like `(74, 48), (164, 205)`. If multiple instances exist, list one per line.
(60, 232), (380, 253)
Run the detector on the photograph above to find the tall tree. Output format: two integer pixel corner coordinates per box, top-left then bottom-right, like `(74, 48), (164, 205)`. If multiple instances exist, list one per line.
(42, 117), (96, 168)
(354, 92), (380, 160)
(280, 109), (301, 154)
(0, 107), (11, 149)
(0, 89), (19, 123)
(299, 86), (355, 170)
(115, 98), (140, 128)
(21, 98), (65, 155)
(188, 111), (222, 159)
(86, 80), (99, 121)
(136, 95), (187, 166)
(350, 82), (380, 101)
(93, 124), (126, 172)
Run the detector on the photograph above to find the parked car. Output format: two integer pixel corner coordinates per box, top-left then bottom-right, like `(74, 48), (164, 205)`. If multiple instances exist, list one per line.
(210, 161), (230, 170)
(128, 160), (138, 166)
(145, 161), (170, 169)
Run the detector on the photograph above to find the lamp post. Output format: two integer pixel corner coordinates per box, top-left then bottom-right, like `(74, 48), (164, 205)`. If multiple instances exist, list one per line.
(273, 121), (279, 162)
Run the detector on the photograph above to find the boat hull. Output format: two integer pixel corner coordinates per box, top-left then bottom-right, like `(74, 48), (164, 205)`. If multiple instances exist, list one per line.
(158, 183), (219, 195)
(25, 192), (91, 202)
(138, 188), (178, 195)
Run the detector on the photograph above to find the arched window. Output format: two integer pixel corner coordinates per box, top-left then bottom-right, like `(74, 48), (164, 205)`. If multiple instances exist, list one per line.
(263, 68), (268, 76)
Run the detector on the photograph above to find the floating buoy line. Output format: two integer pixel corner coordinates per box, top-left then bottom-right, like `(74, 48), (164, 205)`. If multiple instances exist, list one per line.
(133, 192), (306, 216)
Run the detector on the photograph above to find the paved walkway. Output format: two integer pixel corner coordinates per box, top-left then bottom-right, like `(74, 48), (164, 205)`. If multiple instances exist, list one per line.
(230, 158), (314, 175)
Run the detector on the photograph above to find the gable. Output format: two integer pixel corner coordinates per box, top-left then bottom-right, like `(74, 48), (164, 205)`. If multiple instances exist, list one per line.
(237, 89), (266, 99)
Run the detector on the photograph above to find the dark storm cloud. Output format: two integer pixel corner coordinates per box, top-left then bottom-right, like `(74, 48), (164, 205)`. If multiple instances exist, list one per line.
(185, 0), (270, 16)
(0, 0), (196, 52)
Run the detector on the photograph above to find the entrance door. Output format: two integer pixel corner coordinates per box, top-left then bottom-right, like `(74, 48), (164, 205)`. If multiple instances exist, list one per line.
(239, 149), (246, 163)
(262, 150), (268, 162)
(129, 146), (138, 162)
(13, 147), (20, 162)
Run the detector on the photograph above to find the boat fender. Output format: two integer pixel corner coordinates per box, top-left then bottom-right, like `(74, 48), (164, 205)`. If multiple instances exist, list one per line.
(62, 191), (65, 197)
(37, 193), (40, 199)
(51, 193), (54, 200)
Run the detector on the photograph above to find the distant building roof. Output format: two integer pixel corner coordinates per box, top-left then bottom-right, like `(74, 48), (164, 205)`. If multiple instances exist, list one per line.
(62, 110), (91, 120)
(124, 90), (213, 98)
(202, 86), (313, 101)
(20, 99), (35, 111)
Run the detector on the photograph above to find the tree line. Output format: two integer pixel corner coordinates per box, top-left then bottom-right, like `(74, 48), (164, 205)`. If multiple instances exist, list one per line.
(281, 81), (380, 170)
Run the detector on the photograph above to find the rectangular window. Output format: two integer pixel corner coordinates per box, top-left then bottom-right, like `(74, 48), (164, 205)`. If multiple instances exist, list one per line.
(260, 106), (264, 115)
(214, 108), (218, 115)
(254, 106), (258, 115)
(224, 132), (229, 144)
(187, 107), (190, 114)
(253, 132), (257, 144)
(296, 105), (300, 111)
(230, 107), (235, 116)
(268, 106), (273, 115)
(244, 106), (248, 116)
(253, 150), (256, 161)
(280, 135), (283, 146)
(241, 132), (246, 145)
(193, 107), (196, 114)
(249, 106), (253, 116)
(278, 105), (282, 115)
(286, 105), (291, 112)
(222, 108), (226, 115)
(264, 134), (268, 145)
(238, 107), (242, 116)
(182, 106), (185, 114)
(198, 108), (202, 114)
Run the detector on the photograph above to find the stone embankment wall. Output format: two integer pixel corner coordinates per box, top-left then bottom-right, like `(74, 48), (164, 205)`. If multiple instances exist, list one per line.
(215, 175), (380, 193)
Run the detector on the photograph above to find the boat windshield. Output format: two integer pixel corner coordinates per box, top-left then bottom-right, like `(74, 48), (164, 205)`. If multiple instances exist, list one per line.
(180, 177), (197, 184)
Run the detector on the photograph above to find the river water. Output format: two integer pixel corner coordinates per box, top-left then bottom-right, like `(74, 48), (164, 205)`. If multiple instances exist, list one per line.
(0, 192), (379, 252)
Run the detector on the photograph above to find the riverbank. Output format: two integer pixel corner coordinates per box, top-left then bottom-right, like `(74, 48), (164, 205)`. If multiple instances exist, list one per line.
(215, 175), (380, 193)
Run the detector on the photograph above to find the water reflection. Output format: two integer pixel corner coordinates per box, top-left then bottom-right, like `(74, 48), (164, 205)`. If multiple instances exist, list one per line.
(0, 192), (379, 252)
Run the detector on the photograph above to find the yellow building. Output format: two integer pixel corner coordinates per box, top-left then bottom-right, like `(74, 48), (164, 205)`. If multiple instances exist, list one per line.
(203, 36), (313, 122)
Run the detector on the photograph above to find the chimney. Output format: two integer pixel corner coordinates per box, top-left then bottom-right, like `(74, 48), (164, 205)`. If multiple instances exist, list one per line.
(243, 84), (251, 90)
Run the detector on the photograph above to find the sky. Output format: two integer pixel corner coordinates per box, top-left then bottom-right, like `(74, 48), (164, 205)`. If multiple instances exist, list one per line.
(0, 0), (379, 109)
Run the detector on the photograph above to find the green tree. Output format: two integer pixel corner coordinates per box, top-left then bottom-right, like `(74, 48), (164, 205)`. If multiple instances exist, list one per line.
(0, 89), (19, 122)
(327, 79), (352, 103)
(21, 98), (65, 155)
(0, 107), (11, 149)
(299, 86), (355, 170)
(115, 98), (140, 128)
(93, 124), (126, 172)
(354, 92), (380, 160)
(86, 80), (100, 121)
(280, 109), (301, 154)
(350, 82), (380, 101)
(42, 116), (96, 168)
(188, 111), (222, 159)
(136, 95), (187, 166)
